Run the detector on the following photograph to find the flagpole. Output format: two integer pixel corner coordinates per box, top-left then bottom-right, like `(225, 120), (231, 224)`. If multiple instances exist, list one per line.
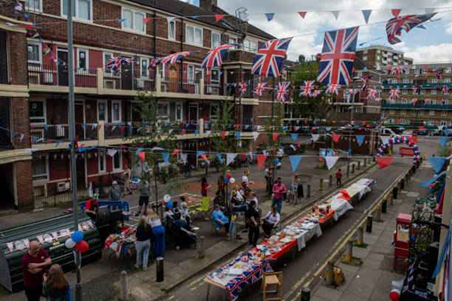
(67, 0), (82, 299)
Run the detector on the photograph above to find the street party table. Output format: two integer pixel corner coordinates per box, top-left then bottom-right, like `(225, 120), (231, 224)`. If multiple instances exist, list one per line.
(104, 226), (136, 260)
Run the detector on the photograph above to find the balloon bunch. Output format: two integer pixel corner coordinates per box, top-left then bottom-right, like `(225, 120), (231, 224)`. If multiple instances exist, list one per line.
(65, 231), (90, 254)
(377, 135), (421, 164)
(389, 135), (411, 145)
(224, 172), (236, 184)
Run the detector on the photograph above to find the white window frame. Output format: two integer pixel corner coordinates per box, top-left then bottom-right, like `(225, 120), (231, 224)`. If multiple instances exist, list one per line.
(140, 57), (149, 78)
(175, 103), (183, 122)
(77, 48), (89, 71)
(27, 42), (42, 64)
(229, 36), (238, 48)
(243, 38), (258, 53)
(441, 111), (447, 116)
(444, 78), (451, 83)
(211, 31), (221, 48)
(25, 0), (43, 12)
(187, 65), (195, 84)
(168, 19), (176, 41)
(61, 0), (93, 22)
(30, 100), (47, 124)
(112, 151), (123, 172)
(98, 150), (106, 173)
(157, 102), (170, 119)
(121, 7), (146, 33)
(97, 100), (108, 122)
(185, 24), (203, 46)
(210, 68), (220, 83)
(32, 155), (49, 181)
(111, 100), (122, 123)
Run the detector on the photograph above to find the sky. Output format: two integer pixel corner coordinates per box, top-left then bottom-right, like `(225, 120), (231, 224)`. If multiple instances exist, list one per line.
(217, 0), (452, 64)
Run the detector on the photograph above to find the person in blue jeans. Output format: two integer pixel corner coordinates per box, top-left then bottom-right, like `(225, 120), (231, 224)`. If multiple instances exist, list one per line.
(147, 211), (166, 259)
(272, 177), (287, 214)
(135, 217), (152, 270)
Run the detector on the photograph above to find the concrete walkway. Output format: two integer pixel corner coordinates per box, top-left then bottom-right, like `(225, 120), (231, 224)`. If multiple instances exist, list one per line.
(310, 161), (433, 301)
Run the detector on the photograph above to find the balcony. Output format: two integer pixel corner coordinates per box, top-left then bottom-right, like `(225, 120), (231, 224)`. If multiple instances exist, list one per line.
(382, 82), (451, 89)
(381, 103), (452, 110)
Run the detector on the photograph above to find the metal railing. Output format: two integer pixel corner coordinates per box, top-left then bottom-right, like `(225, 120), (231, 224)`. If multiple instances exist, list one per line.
(28, 64), (97, 88)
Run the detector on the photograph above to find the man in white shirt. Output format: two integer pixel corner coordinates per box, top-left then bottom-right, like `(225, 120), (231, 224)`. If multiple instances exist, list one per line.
(262, 206), (280, 238)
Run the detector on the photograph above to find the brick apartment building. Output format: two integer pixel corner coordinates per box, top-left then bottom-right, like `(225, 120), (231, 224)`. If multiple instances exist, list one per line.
(381, 63), (452, 127)
(1, 0), (278, 210)
(355, 45), (413, 72)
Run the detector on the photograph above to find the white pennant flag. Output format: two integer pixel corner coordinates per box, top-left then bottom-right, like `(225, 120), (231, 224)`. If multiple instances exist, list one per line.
(180, 153), (188, 164)
(107, 149), (118, 157)
(380, 136), (390, 145)
(331, 11), (340, 20)
(226, 153), (237, 166)
(325, 156), (340, 170)
(311, 134), (320, 142)
(252, 132), (260, 141)
(248, 151), (254, 161)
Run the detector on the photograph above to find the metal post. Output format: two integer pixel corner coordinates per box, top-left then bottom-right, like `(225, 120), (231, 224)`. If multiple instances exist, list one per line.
(329, 174), (333, 187)
(307, 184), (311, 198)
(389, 194), (394, 207)
(344, 240), (354, 262)
(197, 236), (205, 259)
(393, 187), (399, 200)
(374, 205), (382, 222)
(156, 257), (164, 282)
(324, 261), (334, 285)
(120, 271), (129, 301)
(363, 158), (367, 167)
(400, 179), (405, 190)
(319, 178), (324, 191)
(346, 164), (350, 177)
(366, 215), (373, 233)
(357, 160), (361, 170)
(352, 163), (355, 174)
(357, 227), (364, 246)
(67, 0), (82, 298)
(382, 199), (387, 213)
(301, 287), (311, 301)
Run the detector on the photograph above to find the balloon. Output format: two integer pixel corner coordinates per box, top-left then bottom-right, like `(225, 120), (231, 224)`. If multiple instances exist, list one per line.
(164, 194), (171, 202)
(390, 289), (400, 301)
(71, 231), (84, 243)
(65, 238), (76, 249)
(75, 240), (90, 253)
(226, 173), (232, 179)
(229, 178), (236, 184)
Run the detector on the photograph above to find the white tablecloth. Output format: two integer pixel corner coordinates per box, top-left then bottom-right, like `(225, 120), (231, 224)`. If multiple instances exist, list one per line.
(293, 223), (322, 251)
(330, 198), (354, 220)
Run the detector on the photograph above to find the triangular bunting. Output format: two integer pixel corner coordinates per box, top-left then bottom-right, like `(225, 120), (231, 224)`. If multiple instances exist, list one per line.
(272, 132), (279, 142)
(380, 136), (390, 145)
(214, 14), (225, 22)
(162, 153), (170, 164)
(197, 151), (206, 157)
(439, 136), (449, 148)
(138, 151), (146, 163)
(331, 11), (340, 20)
(289, 155), (302, 172)
(290, 133), (298, 142)
(311, 134), (320, 142)
(257, 154), (267, 170)
(428, 157), (447, 173)
(252, 132), (260, 141)
(200, 154), (209, 163)
(180, 153), (188, 164)
(216, 153), (223, 165)
(226, 153), (237, 166)
(221, 130), (226, 140)
(298, 12), (307, 19)
(236, 131), (241, 140)
(325, 156), (340, 170)
(391, 9), (401, 18)
(356, 135), (365, 147)
(265, 13), (275, 22)
(107, 149), (117, 157)
(376, 156), (394, 169)
(362, 10), (372, 24)
(332, 133), (341, 143)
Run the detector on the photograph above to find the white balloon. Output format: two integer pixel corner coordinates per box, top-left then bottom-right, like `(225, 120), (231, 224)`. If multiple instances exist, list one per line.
(229, 178), (236, 184)
(65, 238), (76, 249)
(164, 194), (171, 202)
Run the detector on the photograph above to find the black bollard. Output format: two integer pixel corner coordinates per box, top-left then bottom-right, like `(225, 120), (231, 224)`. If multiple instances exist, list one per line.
(400, 179), (405, 190)
(393, 187), (399, 200)
(366, 215), (373, 233)
(301, 287), (311, 301)
(156, 257), (164, 282)
(382, 199), (387, 213)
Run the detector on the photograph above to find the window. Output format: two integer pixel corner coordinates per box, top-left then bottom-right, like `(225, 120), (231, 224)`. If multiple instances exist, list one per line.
(243, 38), (258, 52)
(113, 151), (122, 171)
(420, 89), (425, 95)
(111, 101), (121, 123)
(25, 0), (42, 12)
(29, 101), (46, 124)
(77, 48), (88, 71)
(431, 78), (438, 84)
(97, 100), (108, 122)
(168, 19), (176, 40)
(186, 24), (203, 46)
(210, 69), (220, 83)
(210, 103), (219, 120)
(402, 89), (407, 95)
(159, 63), (166, 81)
(62, 0), (92, 21)
(402, 78), (410, 84)
(158, 103), (169, 118)
(229, 37), (238, 48)
(211, 32), (221, 48)
(363, 56), (367, 61)
(187, 65), (195, 83)
(444, 78), (451, 83)
(175, 103), (183, 121)
(98, 150), (106, 173)
(431, 89), (437, 95)
(122, 8), (146, 33)
(429, 110), (435, 116)
(441, 111), (447, 117)
(141, 58), (149, 78)
(27, 43), (41, 64)
(33, 156), (48, 181)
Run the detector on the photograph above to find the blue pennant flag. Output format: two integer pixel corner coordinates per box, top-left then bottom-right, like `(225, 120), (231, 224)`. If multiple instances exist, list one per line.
(162, 153), (170, 164)
(118, 18), (128, 23)
(197, 151), (206, 157)
(265, 13), (275, 21)
(194, 130), (199, 134)
(428, 157), (447, 173)
(356, 135), (365, 147)
(419, 171), (446, 187)
(432, 226), (451, 279)
(445, 129), (450, 137)
(236, 131), (241, 140)
(289, 155), (302, 172)
(439, 136), (449, 148)
(325, 127), (332, 132)
(216, 153), (223, 164)
(290, 133), (298, 141)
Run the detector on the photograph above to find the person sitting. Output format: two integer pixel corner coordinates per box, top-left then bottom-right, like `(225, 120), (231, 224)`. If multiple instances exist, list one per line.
(262, 206), (281, 238)
(173, 218), (197, 250)
(84, 198), (99, 220)
(164, 207), (175, 225)
(179, 199), (191, 228)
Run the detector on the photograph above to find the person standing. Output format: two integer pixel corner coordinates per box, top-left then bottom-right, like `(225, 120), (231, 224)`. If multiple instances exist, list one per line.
(137, 180), (150, 217)
(265, 168), (272, 195)
(262, 206), (280, 238)
(123, 164), (132, 195)
(200, 177), (210, 197)
(42, 264), (71, 301)
(271, 178), (287, 214)
(147, 211), (166, 259)
(135, 217), (152, 270)
(336, 169), (343, 187)
(110, 181), (122, 201)
(22, 241), (52, 301)
(245, 201), (260, 247)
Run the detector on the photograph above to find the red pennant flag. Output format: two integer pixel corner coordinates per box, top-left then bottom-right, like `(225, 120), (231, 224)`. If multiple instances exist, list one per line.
(298, 12), (307, 19)
(172, 149), (179, 156)
(257, 154), (267, 170)
(235, 124), (241, 130)
(376, 156), (394, 169)
(214, 14), (225, 22)
(143, 17), (152, 24)
(391, 9), (401, 17)
(120, 125), (125, 132)
(200, 154), (209, 162)
(181, 129), (186, 135)
(272, 132), (279, 142)
(138, 152), (146, 163)
(24, 24), (36, 29)
(221, 130), (226, 140)
(332, 133), (341, 143)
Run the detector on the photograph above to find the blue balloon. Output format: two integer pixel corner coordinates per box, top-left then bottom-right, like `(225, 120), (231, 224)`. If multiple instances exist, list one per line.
(71, 231), (84, 243)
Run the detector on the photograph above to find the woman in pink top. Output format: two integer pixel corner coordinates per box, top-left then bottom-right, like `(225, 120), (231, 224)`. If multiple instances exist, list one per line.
(271, 177), (287, 213)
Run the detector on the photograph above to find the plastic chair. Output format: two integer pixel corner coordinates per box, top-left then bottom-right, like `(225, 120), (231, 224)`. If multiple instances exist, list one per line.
(194, 197), (212, 220)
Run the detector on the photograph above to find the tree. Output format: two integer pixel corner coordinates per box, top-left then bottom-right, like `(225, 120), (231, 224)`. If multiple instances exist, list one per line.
(298, 54), (306, 64)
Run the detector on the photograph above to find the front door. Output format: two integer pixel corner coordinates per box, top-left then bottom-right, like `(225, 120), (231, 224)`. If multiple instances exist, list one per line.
(121, 57), (133, 90)
(75, 102), (85, 141)
(57, 50), (68, 86)
(188, 105), (198, 123)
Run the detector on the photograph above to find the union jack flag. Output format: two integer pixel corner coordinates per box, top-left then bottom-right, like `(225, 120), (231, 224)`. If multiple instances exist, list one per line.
(367, 89), (378, 100)
(435, 70), (442, 80)
(202, 44), (234, 71)
(442, 85), (450, 94)
(160, 51), (194, 65)
(348, 88), (358, 95)
(106, 57), (130, 72)
(299, 80), (314, 96)
(389, 65), (407, 75)
(412, 98), (418, 104)
(425, 98), (431, 104)
(253, 82), (267, 96)
(326, 83), (340, 94)
(311, 90), (322, 97)
(317, 27), (359, 86)
(276, 82), (291, 102)
(239, 82), (247, 96)
(389, 88), (400, 100)
(386, 14), (436, 45)
(412, 86), (419, 94)
(149, 58), (161, 69)
(252, 38), (292, 78)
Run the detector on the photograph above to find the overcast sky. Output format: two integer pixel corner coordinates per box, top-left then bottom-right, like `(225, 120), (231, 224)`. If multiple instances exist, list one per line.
(217, 0), (452, 64)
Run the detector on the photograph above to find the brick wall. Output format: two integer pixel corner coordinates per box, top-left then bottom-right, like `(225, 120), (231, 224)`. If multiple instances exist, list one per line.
(11, 97), (31, 149)
(16, 160), (34, 211)
(9, 32), (28, 85)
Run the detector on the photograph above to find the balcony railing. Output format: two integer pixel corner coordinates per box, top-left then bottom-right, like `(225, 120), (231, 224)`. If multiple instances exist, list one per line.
(28, 65), (97, 88)
(381, 103), (452, 110)
(382, 82), (452, 89)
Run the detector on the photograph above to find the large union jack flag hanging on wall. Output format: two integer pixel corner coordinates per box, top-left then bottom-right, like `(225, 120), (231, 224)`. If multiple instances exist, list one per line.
(252, 38), (292, 78)
(317, 27), (359, 86)
(202, 44), (234, 71)
(386, 14), (436, 45)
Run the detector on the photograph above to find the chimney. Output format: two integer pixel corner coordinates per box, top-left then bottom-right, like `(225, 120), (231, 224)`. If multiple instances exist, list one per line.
(199, 0), (218, 11)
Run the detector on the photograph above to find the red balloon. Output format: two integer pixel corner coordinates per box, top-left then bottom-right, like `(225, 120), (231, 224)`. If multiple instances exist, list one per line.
(226, 173), (232, 178)
(75, 240), (90, 254)
(390, 290), (400, 301)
